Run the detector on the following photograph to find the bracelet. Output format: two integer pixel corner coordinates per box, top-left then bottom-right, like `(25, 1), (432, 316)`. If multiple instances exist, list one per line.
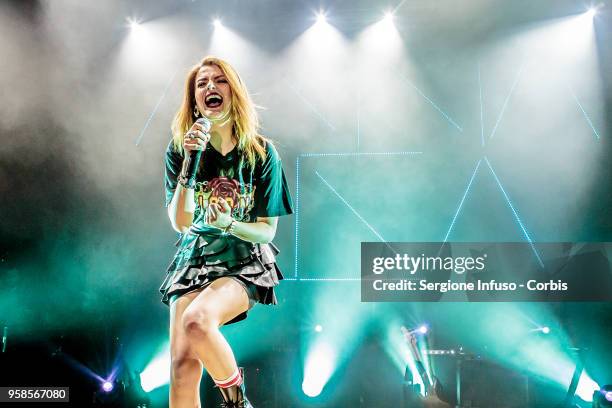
(223, 219), (236, 235)
(177, 173), (196, 189)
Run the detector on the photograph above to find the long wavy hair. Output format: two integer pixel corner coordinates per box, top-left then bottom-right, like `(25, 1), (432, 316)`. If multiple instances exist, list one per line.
(171, 56), (267, 168)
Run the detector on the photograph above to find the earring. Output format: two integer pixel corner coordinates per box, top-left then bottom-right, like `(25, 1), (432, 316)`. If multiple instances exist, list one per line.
(193, 105), (200, 118)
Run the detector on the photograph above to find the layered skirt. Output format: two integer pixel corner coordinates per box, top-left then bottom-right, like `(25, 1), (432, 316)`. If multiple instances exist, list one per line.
(159, 231), (284, 324)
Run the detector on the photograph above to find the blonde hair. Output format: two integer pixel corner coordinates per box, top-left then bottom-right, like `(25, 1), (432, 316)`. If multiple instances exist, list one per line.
(171, 56), (267, 168)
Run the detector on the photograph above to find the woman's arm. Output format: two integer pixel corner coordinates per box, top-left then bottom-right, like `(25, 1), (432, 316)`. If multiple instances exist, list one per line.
(229, 216), (278, 244)
(166, 123), (209, 233)
(207, 198), (278, 244)
(167, 172), (196, 233)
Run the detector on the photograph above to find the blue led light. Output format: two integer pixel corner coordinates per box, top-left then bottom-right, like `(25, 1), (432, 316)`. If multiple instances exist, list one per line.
(300, 151), (422, 157)
(294, 156), (301, 278)
(285, 79), (336, 131)
(570, 88), (600, 140)
(489, 63), (524, 140)
(396, 71), (463, 132)
(315, 170), (386, 243)
(443, 159), (482, 242)
(478, 64), (485, 147)
(284, 278), (361, 281)
(135, 69), (178, 146)
(484, 156), (544, 268)
(294, 153), (421, 279)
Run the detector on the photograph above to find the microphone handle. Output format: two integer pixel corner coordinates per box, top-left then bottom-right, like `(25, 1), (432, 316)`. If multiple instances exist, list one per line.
(184, 149), (203, 181)
(183, 117), (211, 182)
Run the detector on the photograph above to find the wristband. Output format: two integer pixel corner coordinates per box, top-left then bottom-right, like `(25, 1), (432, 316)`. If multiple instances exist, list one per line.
(177, 173), (196, 189)
(224, 219), (236, 235)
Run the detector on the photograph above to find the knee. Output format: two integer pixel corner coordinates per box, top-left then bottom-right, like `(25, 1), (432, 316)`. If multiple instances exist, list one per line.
(170, 356), (201, 387)
(181, 308), (219, 338)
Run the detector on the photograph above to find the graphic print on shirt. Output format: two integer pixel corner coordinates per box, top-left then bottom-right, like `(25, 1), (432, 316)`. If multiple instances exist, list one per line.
(194, 176), (256, 222)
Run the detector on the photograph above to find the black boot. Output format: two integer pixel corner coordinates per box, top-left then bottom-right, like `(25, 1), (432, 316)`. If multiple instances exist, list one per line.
(218, 368), (253, 408)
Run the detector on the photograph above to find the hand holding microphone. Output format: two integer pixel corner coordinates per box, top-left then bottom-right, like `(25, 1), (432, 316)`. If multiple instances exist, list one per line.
(183, 118), (211, 153)
(179, 117), (211, 188)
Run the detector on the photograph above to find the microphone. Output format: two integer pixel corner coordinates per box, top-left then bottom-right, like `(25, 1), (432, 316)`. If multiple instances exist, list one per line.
(183, 117), (212, 183)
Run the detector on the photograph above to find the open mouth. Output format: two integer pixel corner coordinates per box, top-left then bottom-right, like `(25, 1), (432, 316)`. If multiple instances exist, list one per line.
(205, 92), (223, 109)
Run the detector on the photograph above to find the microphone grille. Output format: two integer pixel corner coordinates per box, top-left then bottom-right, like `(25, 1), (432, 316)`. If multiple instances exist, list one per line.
(196, 117), (212, 132)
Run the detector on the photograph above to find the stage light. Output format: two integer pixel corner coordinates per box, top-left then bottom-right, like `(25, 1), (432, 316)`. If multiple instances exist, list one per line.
(311, 10), (331, 32)
(315, 11), (327, 25)
(126, 18), (141, 31)
(592, 385), (612, 407)
(102, 381), (114, 392)
(382, 11), (394, 25)
(382, 319), (425, 395)
(302, 341), (336, 397)
(529, 325), (551, 334)
(418, 325), (428, 334)
(356, 6), (402, 61)
(315, 324), (323, 332)
(209, 13), (268, 66)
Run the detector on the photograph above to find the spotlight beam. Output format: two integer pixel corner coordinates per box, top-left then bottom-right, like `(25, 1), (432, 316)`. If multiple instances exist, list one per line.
(59, 352), (105, 383)
(585, 8), (597, 18)
(140, 345), (171, 392)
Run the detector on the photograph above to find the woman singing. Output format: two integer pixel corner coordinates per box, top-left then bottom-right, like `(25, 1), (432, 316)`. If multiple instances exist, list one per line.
(159, 56), (293, 408)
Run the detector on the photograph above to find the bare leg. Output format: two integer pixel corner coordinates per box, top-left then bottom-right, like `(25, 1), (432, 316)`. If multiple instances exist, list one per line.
(169, 290), (205, 408)
(181, 277), (250, 381)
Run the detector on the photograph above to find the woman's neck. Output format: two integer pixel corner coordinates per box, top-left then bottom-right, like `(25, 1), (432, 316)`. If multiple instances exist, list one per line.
(209, 121), (236, 155)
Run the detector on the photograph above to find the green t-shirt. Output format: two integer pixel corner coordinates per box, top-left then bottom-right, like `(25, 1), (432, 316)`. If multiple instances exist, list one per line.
(164, 138), (294, 236)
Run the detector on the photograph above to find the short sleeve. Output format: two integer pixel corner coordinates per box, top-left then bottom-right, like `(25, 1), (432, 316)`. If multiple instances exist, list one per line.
(254, 142), (294, 217)
(164, 140), (183, 207)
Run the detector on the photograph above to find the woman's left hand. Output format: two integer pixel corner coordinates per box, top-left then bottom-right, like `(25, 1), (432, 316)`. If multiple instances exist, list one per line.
(205, 197), (233, 230)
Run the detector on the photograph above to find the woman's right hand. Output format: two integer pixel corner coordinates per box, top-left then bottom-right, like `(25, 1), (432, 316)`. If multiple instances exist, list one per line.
(182, 121), (210, 154)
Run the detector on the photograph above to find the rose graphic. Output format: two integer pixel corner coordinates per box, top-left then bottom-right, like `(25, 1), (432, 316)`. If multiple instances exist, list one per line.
(208, 177), (240, 209)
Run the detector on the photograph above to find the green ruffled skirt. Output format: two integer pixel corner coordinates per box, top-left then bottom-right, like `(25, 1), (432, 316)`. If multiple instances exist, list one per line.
(159, 231), (284, 323)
